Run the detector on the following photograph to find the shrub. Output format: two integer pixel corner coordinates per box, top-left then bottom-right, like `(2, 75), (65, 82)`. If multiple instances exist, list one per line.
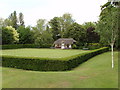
(2, 47), (109, 71)
(72, 44), (77, 49)
(1, 44), (52, 49)
(2, 26), (19, 44)
(81, 43), (102, 50)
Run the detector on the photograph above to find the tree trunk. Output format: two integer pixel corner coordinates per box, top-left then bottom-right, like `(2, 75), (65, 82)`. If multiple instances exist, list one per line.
(111, 44), (114, 69)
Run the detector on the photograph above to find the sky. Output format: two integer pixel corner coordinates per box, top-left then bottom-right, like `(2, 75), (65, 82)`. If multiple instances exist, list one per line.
(0, 0), (108, 26)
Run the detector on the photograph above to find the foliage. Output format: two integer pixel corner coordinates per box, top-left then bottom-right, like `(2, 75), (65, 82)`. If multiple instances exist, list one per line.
(87, 43), (101, 50)
(61, 13), (74, 37)
(2, 44), (52, 49)
(82, 22), (96, 30)
(86, 27), (100, 43)
(2, 26), (19, 44)
(96, 5), (119, 45)
(0, 18), (5, 28)
(82, 22), (100, 43)
(8, 11), (18, 29)
(35, 30), (53, 47)
(72, 44), (77, 49)
(2, 44), (37, 49)
(95, 2), (119, 68)
(48, 13), (74, 40)
(33, 19), (54, 47)
(19, 12), (24, 26)
(2, 47), (109, 71)
(49, 17), (61, 40)
(36, 19), (46, 32)
(33, 19), (49, 44)
(64, 22), (86, 46)
(17, 26), (34, 44)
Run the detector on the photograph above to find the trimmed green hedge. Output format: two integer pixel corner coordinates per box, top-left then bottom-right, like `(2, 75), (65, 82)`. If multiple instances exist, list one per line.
(2, 44), (52, 49)
(2, 47), (109, 71)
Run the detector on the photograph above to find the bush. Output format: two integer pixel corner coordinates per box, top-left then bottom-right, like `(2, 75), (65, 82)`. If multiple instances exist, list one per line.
(2, 26), (19, 44)
(72, 44), (77, 49)
(81, 43), (102, 50)
(1, 44), (52, 49)
(2, 47), (109, 71)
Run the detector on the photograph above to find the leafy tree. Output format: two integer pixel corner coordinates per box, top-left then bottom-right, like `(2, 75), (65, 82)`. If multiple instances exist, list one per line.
(0, 18), (12, 28)
(0, 18), (3, 44)
(17, 26), (34, 44)
(82, 22), (100, 43)
(86, 27), (100, 43)
(61, 13), (74, 37)
(9, 11), (18, 29)
(36, 19), (46, 32)
(32, 19), (46, 41)
(19, 12), (24, 26)
(33, 19), (54, 46)
(2, 26), (19, 44)
(35, 30), (53, 47)
(64, 22), (86, 46)
(82, 22), (96, 30)
(96, 2), (119, 68)
(48, 13), (74, 40)
(49, 17), (61, 40)
(0, 18), (5, 28)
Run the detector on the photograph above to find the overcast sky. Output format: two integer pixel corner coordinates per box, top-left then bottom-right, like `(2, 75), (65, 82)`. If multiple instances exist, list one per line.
(0, 0), (108, 26)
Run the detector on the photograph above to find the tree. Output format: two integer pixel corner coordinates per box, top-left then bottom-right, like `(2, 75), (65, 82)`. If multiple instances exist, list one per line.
(82, 22), (96, 30)
(36, 19), (46, 32)
(49, 17), (61, 40)
(2, 26), (19, 44)
(86, 27), (100, 43)
(61, 13), (74, 37)
(17, 26), (34, 44)
(0, 18), (12, 28)
(32, 19), (46, 41)
(0, 18), (5, 28)
(82, 22), (100, 43)
(19, 12), (24, 26)
(48, 13), (74, 40)
(96, 2), (119, 68)
(35, 30), (53, 47)
(64, 22), (86, 46)
(9, 11), (18, 29)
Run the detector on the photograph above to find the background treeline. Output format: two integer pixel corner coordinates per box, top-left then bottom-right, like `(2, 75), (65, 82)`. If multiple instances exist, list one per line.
(0, 1), (119, 49)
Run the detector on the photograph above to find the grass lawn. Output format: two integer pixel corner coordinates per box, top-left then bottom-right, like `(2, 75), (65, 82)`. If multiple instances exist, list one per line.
(2, 51), (118, 88)
(2, 48), (90, 59)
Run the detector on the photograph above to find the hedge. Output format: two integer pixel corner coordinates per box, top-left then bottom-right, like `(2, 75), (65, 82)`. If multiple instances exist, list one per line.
(2, 47), (109, 71)
(1, 44), (52, 49)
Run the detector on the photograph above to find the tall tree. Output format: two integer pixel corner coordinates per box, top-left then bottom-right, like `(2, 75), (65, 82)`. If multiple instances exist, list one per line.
(86, 27), (100, 43)
(82, 22), (100, 43)
(17, 26), (34, 44)
(82, 22), (96, 30)
(19, 12), (24, 26)
(64, 22), (86, 46)
(35, 30), (53, 47)
(96, 1), (119, 68)
(36, 19), (46, 32)
(49, 17), (61, 40)
(61, 13), (74, 37)
(32, 19), (46, 38)
(9, 11), (18, 29)
(0, 18), (5, 28)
